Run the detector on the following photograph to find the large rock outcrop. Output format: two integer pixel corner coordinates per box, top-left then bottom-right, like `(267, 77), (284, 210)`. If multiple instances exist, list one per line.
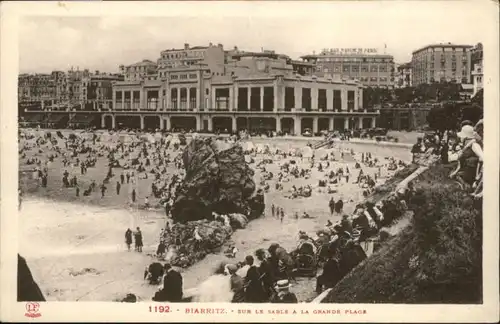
(171, 137), (264, 223)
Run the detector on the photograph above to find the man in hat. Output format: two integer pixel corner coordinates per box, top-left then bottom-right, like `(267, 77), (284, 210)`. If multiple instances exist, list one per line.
(270, 280), (298, 303)
(340, 214), (353, 235)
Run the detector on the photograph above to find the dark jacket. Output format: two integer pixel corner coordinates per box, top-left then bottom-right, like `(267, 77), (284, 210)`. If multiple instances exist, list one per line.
(319, 257), (341, 288)
(271, 291), (298, 303)
(245, 265), (265, 303)
(160, 269), (183, 302)
(258, 259), (275, 295)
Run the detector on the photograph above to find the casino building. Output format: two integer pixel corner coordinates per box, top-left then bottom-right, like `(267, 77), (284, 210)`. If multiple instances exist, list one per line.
(20, 44), (379, 133)
(104, 45), (379, 134)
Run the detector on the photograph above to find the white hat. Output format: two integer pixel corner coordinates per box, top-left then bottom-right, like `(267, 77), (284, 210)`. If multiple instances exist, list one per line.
(458, 125), (475, 139)
(275, 279), (291, 290)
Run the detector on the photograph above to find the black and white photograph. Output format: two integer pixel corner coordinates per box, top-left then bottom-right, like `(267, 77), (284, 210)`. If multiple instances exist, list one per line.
(1, 0), (498, 322)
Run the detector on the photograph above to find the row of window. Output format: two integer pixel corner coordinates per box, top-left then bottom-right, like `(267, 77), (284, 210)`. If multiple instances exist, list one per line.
(427, 47), (468, 53)
(319, 65), (393, 73)
(428, 70), (469, 76)
(317, 57), (393, 63)
(424, 77), (468, 83)
(161, 50), (205, 60)
(414, 47), (468, 58)
(159, 60), (203, 69)
(169, 73), (199, 80)
(358, 77), (393, 82)
(128, 65), (155, 73)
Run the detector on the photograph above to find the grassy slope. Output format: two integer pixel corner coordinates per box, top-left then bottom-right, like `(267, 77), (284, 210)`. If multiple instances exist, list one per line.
(323, 164), (482, 304)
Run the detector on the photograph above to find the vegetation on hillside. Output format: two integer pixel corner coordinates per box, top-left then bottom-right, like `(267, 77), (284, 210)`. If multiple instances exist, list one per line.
(323, 164), (482, 303)
(363, 81), (468, 108)
(426, 99), (483, 136)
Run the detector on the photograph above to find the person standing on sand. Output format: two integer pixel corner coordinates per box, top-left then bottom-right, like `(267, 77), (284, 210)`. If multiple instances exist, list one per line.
(280, 209), (285, 223)
(120, 173), (125, 185)
(75, 185), (80, 197)
(329, 197), (335, 215)
(134, 227), (143, 252)
(100, 183), (107, 198)
(125, 228), (133, 251)
(131, 189), (136, 203)
(116, 181), (121, 195)
(271, 204), (275, 218)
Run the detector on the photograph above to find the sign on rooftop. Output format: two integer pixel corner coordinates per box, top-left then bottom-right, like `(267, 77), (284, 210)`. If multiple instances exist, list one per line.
(321, 48), (379, 55)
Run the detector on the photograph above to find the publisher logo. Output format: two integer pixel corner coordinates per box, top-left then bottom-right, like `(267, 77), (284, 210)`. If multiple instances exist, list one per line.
(25, 302), (41, 318)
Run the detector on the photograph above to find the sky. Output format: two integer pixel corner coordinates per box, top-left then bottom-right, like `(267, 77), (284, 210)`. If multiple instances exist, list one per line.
(18, 1), (493, 74)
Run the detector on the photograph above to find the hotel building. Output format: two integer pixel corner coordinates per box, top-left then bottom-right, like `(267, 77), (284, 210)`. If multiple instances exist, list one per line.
(105, 46), (378, 133)
(300, 49), (396, 88)
(411, 43), (472, 86)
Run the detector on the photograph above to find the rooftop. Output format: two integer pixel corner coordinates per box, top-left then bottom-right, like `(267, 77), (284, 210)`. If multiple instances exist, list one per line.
(127, 60), (157, 67)
(229, 52), (281, 59)
(412, 43), (473, 55)
(290, 60), (316, 67)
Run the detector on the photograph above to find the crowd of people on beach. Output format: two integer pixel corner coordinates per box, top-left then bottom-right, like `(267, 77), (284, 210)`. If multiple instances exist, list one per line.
(20, 124), (452, 303)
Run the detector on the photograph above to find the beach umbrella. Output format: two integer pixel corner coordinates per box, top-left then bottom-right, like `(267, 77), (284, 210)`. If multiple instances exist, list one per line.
(302, 146), (313, 158)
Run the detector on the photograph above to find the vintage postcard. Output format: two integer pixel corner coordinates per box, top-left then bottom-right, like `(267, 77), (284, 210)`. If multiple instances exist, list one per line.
(1, 0), (499, 322)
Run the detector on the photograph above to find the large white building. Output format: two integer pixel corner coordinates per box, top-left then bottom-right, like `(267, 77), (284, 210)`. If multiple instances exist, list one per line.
(106, 48), (379, 133)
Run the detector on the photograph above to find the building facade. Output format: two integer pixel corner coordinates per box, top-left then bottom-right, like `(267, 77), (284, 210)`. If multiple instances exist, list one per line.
(300, 49), (395, 88)
(19, 68), (123, 113)
(18, 73), (59, 110)
(471, 62), (483, 98)
(158, 43), (225, 70)
(119, 60), (157, 82)
(396, 63), (412, 88)
(411, 43), (472, 86)
(106, 51), (378, 133)
(84, 72), (124, 110)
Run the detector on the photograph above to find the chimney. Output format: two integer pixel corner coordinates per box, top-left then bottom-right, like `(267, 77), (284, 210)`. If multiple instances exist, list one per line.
(184, 43), (189, 50)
